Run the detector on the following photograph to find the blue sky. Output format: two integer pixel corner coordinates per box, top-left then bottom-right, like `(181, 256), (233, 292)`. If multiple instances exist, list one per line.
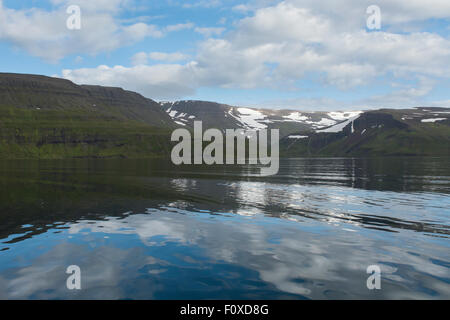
(0, 0), (449, 110)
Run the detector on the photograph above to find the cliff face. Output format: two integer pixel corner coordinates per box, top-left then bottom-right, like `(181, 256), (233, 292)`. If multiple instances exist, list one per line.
(0, 73), (174, 128)
(162, 99), (450, 157)
(160, 100), (362, 138)
(0, 73), (174, 159)
(281, 110), (450, 157)
(0, 73), (449, 159)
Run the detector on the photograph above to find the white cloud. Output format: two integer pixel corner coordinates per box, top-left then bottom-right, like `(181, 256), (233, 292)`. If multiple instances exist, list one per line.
(288, 0), (450, 31)
(131, 51), (190, 65)
(325, 64), (379, 89)
(182, 0), (222, 9)
(62, 63), (199, 100)
(148, 52), (190, 62)
(59, 0), (450, 108)
(356, 76), (436, 108)
(49, 0), (132, 13)
(165, 22), (194, 32)
(0, 0), (164, 62)
(131, 52), (149, 66)
(194, 27), (225, 37)
(232, 0), (278, 14)
(232, 4), (252, 13)
(122, 22), (163, 39)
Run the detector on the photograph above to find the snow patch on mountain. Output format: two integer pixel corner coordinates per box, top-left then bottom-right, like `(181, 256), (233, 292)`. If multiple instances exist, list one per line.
(233, 108), (268, 130)
(314, 118), (336, 127)
(283, 112), (309, 122)
(316, 114), (362, 133)
(162, 101), (366, 133)
(164, 104), (197, 126)
(328, 111), (362, 121)
(421, 118), (447, 123)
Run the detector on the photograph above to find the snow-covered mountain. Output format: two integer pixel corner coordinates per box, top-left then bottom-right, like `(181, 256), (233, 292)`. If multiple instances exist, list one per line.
(160, 100), (362, 138)
(281, 107), (450, 157)
(160, 101), (450, 157)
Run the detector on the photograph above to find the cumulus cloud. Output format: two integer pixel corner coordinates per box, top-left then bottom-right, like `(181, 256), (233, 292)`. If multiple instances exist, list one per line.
(130, 52), (149, 66)
(288, 0), (450, 31)
(148, 52), (190, 62)
(0, 0), (178, 62)
(232, 4), (252, 13)
(194, 27), (225, 37)
(182, 0), (223, 9)
(49, 0), (132, 13)
(165, 22), (195, 32)
(59, 0), (450, 108)
(131, 51), (190, 65)
(62, 63), (199, 100)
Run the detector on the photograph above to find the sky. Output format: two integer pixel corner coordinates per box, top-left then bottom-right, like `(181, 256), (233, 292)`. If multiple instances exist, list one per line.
(0, 0), (449, 111)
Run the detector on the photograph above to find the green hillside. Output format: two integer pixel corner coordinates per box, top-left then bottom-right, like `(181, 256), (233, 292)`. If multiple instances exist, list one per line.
(1, 73), (449, 159)
(0, 73), (174, 159)
(281, 110), (450, 157)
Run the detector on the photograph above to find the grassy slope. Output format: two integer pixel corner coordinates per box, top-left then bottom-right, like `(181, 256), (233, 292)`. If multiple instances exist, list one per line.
(1, 73), (449, 159)
(0, 106), (173, 159)
(321, 126), (449, 156)
(281, 110), (450, 157)
(0, 73), (174, 159)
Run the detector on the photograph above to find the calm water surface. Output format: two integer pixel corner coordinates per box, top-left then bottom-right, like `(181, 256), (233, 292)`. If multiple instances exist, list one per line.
(0, 157), (449, 299)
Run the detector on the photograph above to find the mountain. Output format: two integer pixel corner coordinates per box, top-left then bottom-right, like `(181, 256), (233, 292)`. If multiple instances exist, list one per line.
(0, 72), (448, 159)
(160, 100), (362, 138)
(0, 73), (174, 127)
(161, 100), (450, 157)
(0, 73), (174, 159)
(280, 108), (450, 157)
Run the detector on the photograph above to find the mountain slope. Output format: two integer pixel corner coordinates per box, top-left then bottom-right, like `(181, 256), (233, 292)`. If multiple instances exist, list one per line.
(280, 108), (450, 157)
(0, 73), (174, 127)
(160, 100), (361, 138)
(161, 100), (450, 157)
(0, 73), (174, 159)
(0, 73), (448, 159)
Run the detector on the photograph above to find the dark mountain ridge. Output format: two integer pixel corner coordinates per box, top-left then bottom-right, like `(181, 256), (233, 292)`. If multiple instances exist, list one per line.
(0, 73), (174, 128)
(0, 72), (448, 159)
(0, 73), (174, 159)
(281, 109), (450, 157)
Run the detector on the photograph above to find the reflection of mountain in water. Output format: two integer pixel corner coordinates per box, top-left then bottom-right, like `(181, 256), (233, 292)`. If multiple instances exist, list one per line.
(0, 157), (448, 245)
(0, 157), (449, 299)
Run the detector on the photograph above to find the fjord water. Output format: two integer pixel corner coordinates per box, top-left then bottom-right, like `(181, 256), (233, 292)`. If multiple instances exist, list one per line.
(0, 158), (448, 299)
